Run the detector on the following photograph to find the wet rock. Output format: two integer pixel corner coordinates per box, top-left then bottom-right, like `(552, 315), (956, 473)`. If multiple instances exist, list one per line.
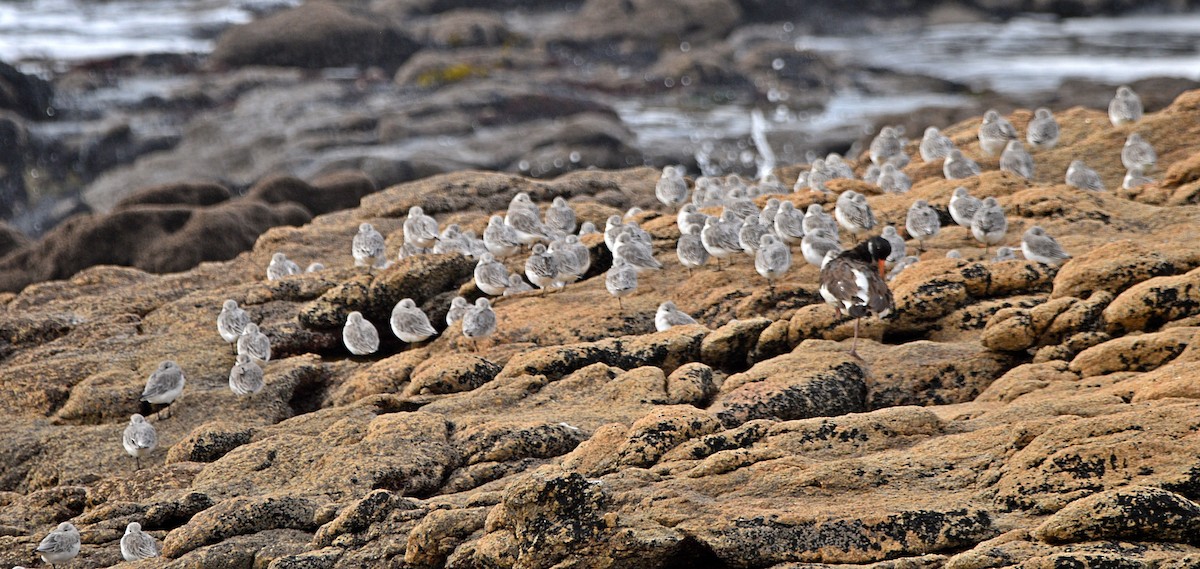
(711, 342), (867, 427)
(162, 493), (318, 558)
(1069, 327), (1196, 377)
(413, 9), (517, 48)
(211, 2), (419, 70)
(166, 422), (257, 464)
(553, 0), (742, 47)
(700, 317), (772, 371)
(1034, 486), (1200, 545)
(866, 341), (1016, 408)
(112, 181), (231, 211)
(406, 354), (501, 396)
(246, 172), (377, 217)
(0, 60), (53, 120)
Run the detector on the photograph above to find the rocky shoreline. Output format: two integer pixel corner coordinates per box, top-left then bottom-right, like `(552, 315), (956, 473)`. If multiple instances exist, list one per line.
(1, 86), (1200, 566)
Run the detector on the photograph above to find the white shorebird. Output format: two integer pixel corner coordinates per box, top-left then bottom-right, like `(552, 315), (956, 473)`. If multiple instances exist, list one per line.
(826, 153), (855, 179)
(579, 221), (599, 235)
(603, 215), (625, 252)
(614, 232), (662, 272)
(905, 200), (941, 253)
(545, 196), (577, 234)
(880, 225), (907, 266)
(655, 301), (697, 332)
(237, 322), (271, 363)
(943, 149), (981, 180)
(835, 191), (877, 241)
(738, 214), (772, 256)
(461, 298), (496, 351)
(992, 246), (1018, 262)
(919, 126), (955, 162)
(403, 206), (439, 249)
(760, 198), (782, 226)
(605, 258), (638, 308)
(1109, 85), (1143, 126)
(352, 222), (387, 270)
(946, 249), (964, 259)
(1123, 165), (1154, 190)
(1026, 108), (1060, 151)
(1021, 226), (1072, 267)
(122, 413), (157, 470)
(474, 253), (510, 296)
(483, 215), (522, 259)
(978, 109), (1018, 156)
(774, 201), (806, 245)
(700, 215), (741, 270)
(524, 243), (560, 295)
(802, 228), (843, 267)
(1066, 160), (1105, 191)
(949, 186), (981, 228)
(216, 299), (250, 349)
(806, 158), (832, 193)
(676, 204), (707, 236)
(141, 360), (185, 419)
(656, 165), (689, 209)
(390, 299), (437, 344)
(755, 234), (791, 290)
(36, 522), (80, 569)
(121, 522), (159, 561)
(343, 311), (380, 356)
(446, 296), (469, 326)
(306, 262), (325, 272)
(803, 203), (837, 236)
(999, 140), (1034, 180)
(229, 353), (264, 398)
(266, 252), (301, 281)
(970, 197), (1007, 256)
(877, 163), (911, 193)
(676, 233), (709, 274)
(555, 234), (591, 285)
(1121, 133), (1157, 170)
(869, 126), (903, 165)
(506, 193), (552, 245)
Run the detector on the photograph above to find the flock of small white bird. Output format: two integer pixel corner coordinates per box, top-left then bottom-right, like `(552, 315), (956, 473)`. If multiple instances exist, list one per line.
(27, 86), (1153, 568)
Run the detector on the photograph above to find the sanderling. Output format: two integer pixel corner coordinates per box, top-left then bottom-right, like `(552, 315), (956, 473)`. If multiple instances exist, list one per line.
(877, 163), (911, 193)
(343, 311), (380, 356)
(949, 186), (981, 228)
(760, 198), (782, 225)
(397, 242), (428, 260)
(774, 201), (806, 245)
(862, 163), (881, 185)
(615, 232), (662, 272)
(306, 262), (325, 272)
(390, 299), (437, 344)
(755, 234), (791, 289)
(524, 243), (561, 294)
(1066, 160), (1105, 191)
(905, 200), (941, 253)
(141, 360), (185, 419)
(1121, 133), (1157, 170)
(37, 522), (80, 569)
(943, 149), (981, 180)
(229, 353), (264, 398)
(806, 159), (832, 193)
(603, 215), (625, 252)
(919, 126), (955, 162)
(700, 216), (741, 270)
(266, 252), (301, 281)
(992, 246), (1017, 262)
(880, 226), (907, 265)
(819, 236), (894, 358)
(579, 221), (599, 235)
(546, 196), (577, 234)
(978, 109), (1018, 156)
(216, 299), (250, 348)
(403, 206), (439, 249)
(826, 153), (856, 179)
(504, 274), (535, 296)
(446, 296), (469, 326)
(835, 190), (877, 240)
(723, 189), (760, 221)
(655, 301), (697, 332)
(802, 228), (843, 267)
(623, 206), (645, 222)
(803, 203), (838, 236)
(869, 126), (903, 166)
(738, 214), (772, 255)
(474, 253), (510, 296)
(656, 165), (689, 209)
(887, 255), (919, 281)
(1021, 226), (1071, 266)
(432, 224), (467, 256)
(971, 197), (1007, 255)
(1026, 108), (1060, 151)
(122, 413), (157, 470)
(121, 522), (159, 561)
(999, 140), (1035, 180)
(1109, 85), (1143, 126)
(559, 234), (591, 281)
(677, 204), (707, 236)
(1123, 165), (1154, 190)
(462, 297), (497, 350)
(352, 222), (387, 270)
(237, 322), (271, 363)
(484, 215), (522, 259)
(677, 233), (709, 274)
(606, 258), (638, 308)
(946, 249), (963, 259)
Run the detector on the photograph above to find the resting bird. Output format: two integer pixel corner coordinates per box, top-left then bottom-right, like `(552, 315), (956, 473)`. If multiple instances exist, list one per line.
(819, 236), (894, 359)
(1021, 226), (1072, 267)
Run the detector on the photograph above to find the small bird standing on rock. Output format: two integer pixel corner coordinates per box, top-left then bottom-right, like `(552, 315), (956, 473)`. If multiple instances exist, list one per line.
(943, 149), (981, 180)
(141, 360), (185, 420)
(655, 301), (697, 332)
(484, 215), (522, 259)
(970, 197), (1008, 256)
(120, 522), (159, 561)
(1121, 133), (1157, 170)
(1026, 108), (1060, 151)
(773, 201), (806, 245)
(835, 190), (877, 242)
(216, 299), (250, 351)
(880, 226), (906, 266)
(999, 140), (1035, 180)
(462, 297), (497, 351)
(819, 236), (894, 359)
(266, 252), (301, 281)
(237, 323), (271, 363)
(352, 222), (387, 271)
(545, 196), (577, 235)
(755, 234), (791, 291)
(677, 233), (709, 274)
(1123, 165), (1154, 190)
(978, 109), (1018, 156)
(802, 228), (842, 268)
(656, 165), (689, 209)
(525, 243), (561, 295)
(949, 187), (981, 228)
(446, 296), (469, 326)
(919, 126), (954, 162)
(877, 163), (912, 193)
(905, 200), (940, 253)
(869, 126), (903, 165)
(343, 311), (380, 356)
(474, 253), (511, 296)
(122, 413), (157, 470)
(1109, 85), (1143, 126)
(606, 258), (638, 309)
(404, 206), (440, 249)
(229, 353), (265, 399)
(391, 299), (437, 345)
(36, 522), (80, 569)
(1021, 226), (1072, 267)
(1066, 160), (1105, 191)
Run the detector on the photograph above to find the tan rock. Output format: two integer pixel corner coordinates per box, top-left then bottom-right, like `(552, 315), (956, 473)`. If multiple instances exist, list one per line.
(406, 354), (500, 396)
(162, 493), (318, 558)
(1104, 267), (1200, 334)
(711, 342), (867, 427)
(1069, 327), (1196, 377)
(1033, 486), (1200, 544)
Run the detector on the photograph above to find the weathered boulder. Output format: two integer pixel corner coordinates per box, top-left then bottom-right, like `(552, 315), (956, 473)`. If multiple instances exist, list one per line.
(1034, 486), (1200, 545)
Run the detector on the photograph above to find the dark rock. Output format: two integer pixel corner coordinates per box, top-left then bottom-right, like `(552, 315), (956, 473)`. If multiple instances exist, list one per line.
(0, 60), (53, 120)
(210, 3), (419, 70)
(166, 422), (257, 464)
(162, 493), (319, 557)
(246, 171), (377, 217)
(0, 221), (29, 258)
(1034, 486), (1200, 545)
(112, 181), (231, 211)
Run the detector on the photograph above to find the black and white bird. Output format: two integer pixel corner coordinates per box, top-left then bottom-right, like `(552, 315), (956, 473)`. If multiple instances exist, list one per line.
(818, 237), (895, 358)
(1026, 108), (1060, 151)
(141, 360), (185, 420)
(1021, 226), (1072, 267)
(978, 109), (1019, 156)
(1109, 85), (1143, 126)
(122, 413), (157, 470)
(352, 222), (387, 270)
